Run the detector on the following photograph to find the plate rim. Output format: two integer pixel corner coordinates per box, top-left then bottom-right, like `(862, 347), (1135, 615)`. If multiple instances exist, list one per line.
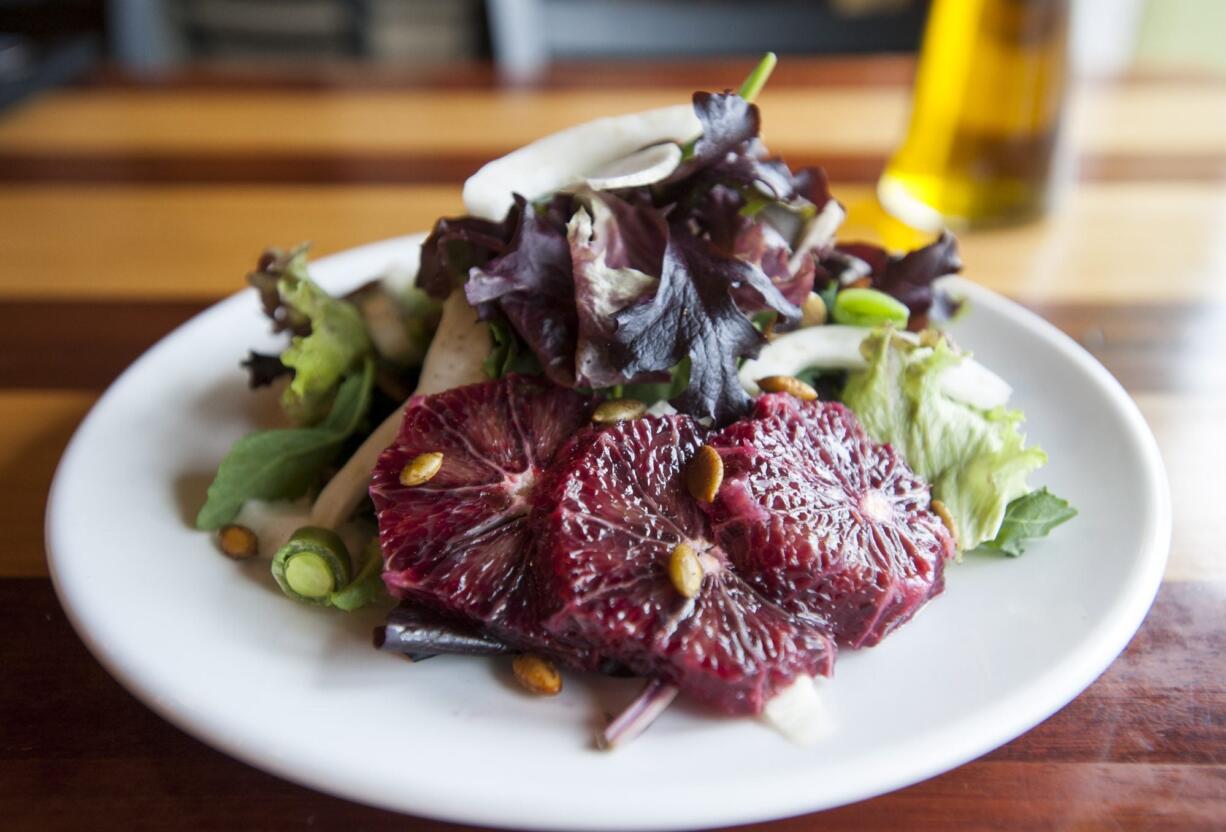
(45, 237), (1172, 830)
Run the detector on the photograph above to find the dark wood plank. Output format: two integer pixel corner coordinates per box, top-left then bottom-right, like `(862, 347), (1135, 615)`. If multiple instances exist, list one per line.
(2, 578), (1222, 830)
(1, 299), (1222, 395)
(0, 300), (208, 390)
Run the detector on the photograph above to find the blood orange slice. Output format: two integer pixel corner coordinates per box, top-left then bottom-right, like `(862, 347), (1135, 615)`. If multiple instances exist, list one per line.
(370, 375), (596, 655)
(532, 415), (835, 715)
(704, 393), (955, 648)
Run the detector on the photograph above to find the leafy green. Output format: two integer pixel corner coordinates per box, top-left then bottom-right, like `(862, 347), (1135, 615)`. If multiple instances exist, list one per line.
(619, 358), (691, 407)
(279, 275), (372, 425)
(483, 318), (543, 379)
(196, 359), (374, 530)
(329, 538), (388, 611)
(841, 329), (1050, 551)
(981, 488), (1077, 556)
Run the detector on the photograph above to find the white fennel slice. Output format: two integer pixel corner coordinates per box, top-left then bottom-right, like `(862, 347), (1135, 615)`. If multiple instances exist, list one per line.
(462, 104), (700, 220)
(761, 675), (832, 746)
(740, 325), (1012, 411)
(584, 142), (682, 191)
(309, 289), (491, 529)
(788, 198), (847, 273)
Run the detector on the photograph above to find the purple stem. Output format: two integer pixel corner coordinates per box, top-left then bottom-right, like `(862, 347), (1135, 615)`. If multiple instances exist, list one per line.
(597, 679), (680, 750)
(374, 604), (512, 661)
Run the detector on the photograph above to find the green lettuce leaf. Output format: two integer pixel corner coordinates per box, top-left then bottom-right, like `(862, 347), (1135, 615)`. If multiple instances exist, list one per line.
(278, 255), (372, 425)
(196, 359), (374, 530)
(982, 488), (1077, 556)
(841, 329), (1049, 551)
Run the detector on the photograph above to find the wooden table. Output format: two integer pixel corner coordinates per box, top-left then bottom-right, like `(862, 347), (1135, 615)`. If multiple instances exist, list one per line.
(2, 57), (1223, 830)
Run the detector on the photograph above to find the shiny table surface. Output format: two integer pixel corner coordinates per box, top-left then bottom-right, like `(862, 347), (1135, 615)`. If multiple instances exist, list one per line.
(1, 57), (1224, 831)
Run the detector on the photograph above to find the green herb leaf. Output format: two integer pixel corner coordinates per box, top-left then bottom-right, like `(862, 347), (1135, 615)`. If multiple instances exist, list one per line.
(980, 488), (1078, 557)
(330, 538), (387, 611)
(483, 318), (543, 379)
(196, 359), (374, 530)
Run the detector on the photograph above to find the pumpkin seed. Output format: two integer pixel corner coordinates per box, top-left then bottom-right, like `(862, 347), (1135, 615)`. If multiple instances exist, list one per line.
(592, 398), (648, 424)
(757, 375), (819, 401)
(801, 292), (827, 327)
(685, 445), (724, 504)
(931, 498), (959, 546)
(400, 452), (443, 487)
(512, 654), (562, 696)
(218, 524), (259, 560)
(668, 542), (703, 599)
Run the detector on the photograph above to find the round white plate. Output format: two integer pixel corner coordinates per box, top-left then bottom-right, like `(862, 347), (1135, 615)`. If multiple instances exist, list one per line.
(47, 235), (1170, 831)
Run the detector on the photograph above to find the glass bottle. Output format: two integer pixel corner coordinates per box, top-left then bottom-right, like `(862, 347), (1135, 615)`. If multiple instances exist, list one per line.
(878, 0), (1071, 229)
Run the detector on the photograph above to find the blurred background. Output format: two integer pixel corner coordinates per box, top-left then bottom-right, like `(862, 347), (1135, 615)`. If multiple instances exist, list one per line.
(1, 0), (1223, 100)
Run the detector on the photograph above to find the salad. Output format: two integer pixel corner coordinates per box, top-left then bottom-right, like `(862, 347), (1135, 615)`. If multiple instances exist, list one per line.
(196, 55), (1076, 747)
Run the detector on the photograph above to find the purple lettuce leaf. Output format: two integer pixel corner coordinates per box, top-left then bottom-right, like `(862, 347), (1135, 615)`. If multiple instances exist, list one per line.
(874, 231), (962, 326)
(417, 207), (521, 298)
(733, 220), (816, 309)
(689, 91), (761, 167)
(241, 351), (293, 388)
(568, 191), (665, 387)
(681, 184), (815, 315)
(465, 195), (579, 385)
(793, 166), (835, 211)
(611, 221), (799, 426)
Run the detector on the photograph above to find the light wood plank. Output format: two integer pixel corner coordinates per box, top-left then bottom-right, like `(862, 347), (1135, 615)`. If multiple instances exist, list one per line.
(0, 89), (902, 155)
(1135, 393), (1226, 583)
(2, 390), (1218, 581)
(2, 182), (1224, 302)
(0, 185), (462, 299)
(2, 85), (1224, 157)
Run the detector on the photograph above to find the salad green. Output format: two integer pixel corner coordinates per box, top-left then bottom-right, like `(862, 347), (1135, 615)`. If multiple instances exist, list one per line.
(842, 328), (1059, 552)
(277, 260), (372, 425)
(982, 488), (1078, 557)
(196, 358), (374, 530)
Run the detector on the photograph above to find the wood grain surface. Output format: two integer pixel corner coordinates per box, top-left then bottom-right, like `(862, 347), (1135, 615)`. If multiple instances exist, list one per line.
(1, 56), (1222, 831)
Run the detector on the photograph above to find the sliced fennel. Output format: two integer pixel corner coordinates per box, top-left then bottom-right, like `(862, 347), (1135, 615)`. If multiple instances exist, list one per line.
(462, 105), (701, 221)
(739, 325), (1012, 412)
(761, 675), (832, 746)
(584, 142), (682, 191)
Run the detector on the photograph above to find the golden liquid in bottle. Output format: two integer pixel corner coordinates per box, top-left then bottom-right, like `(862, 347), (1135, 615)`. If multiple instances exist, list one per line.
(879, 0), (1070, 229)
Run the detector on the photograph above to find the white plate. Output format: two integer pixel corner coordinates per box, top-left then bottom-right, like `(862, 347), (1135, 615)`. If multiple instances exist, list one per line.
(47, 235), (1170, 831)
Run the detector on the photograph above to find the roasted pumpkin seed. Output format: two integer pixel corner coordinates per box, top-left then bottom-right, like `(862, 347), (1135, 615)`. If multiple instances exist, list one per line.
(931, 498), (959, 546)
(757, 375), (818, 401)
(400, 452), (444, 487)
(686, 445), (724, 504)
(668, 542), (704, 599)
(801, 292), (827, 327)
(512, 654), (562, 696)
(218, 524), (259, 560)
(592, 398), (648, 424)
